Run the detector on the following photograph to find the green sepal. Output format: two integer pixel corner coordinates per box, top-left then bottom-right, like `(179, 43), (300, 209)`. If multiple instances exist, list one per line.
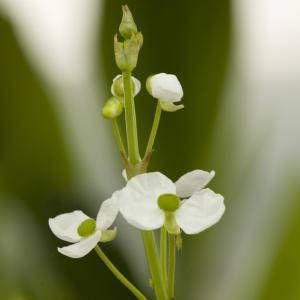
(114, 33), (143, 72)
(100, 228), (117, 243)
(159, 100), (184, 112)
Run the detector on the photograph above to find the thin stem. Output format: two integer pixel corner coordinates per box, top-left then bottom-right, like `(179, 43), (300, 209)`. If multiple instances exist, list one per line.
(144, 102), (162, 158)
(112, 119), (126, 156)
(95, 245), (147, 300)
(168, 234), (176, 299)
(122, 71), (140, 164)
(142, 231), (168, 300)
(160, 227), (168, 286)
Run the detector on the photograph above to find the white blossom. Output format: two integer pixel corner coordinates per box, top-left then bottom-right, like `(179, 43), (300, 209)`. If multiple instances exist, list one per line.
(116, 171), (224, 234)
(146, 73), (183, 103)
(49, 197), (118, 258)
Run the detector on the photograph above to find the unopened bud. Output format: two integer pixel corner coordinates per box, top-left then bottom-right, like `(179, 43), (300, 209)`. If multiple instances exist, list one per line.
(119, 5), (137, 40)
(111, 74), (141, 97)
(146, 73), (183, 102)
(102, 97), (123, 119)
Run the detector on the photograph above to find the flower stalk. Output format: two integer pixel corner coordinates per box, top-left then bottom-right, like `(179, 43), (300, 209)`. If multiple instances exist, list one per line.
(123, 71), (141, 165)
(144, 102), (162, 159)
(95, 245), (147, 300)
(168, 234), (176, 299)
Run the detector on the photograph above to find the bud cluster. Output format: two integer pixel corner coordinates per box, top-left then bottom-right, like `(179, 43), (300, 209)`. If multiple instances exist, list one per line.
(114, 5), (143, 72)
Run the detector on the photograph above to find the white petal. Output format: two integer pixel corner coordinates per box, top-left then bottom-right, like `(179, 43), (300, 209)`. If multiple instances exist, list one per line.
(49, 210), (90, 243)
(132, 76), (141, 96)
(111, 74), (141, 97)
(151, 73), (183, 103)
(122, 169), (128, 181)
(96, 193), (119, 230)
(175, 170), (215, 198)
(118, 172), (176, 230)
(58, 230), (101, 258)
(175, 188), (225, 234)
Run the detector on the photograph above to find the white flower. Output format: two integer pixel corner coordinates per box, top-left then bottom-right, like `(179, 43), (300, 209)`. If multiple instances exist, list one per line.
(111, 74), (141, 97)
(146, 73), (183, 103)
(49, 197), (118, 258)
(117, 171), (224, 234)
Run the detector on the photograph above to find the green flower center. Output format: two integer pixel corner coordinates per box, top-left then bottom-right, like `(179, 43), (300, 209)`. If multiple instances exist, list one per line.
(157, 194), (180, 212)
(77, 218), (96, 237)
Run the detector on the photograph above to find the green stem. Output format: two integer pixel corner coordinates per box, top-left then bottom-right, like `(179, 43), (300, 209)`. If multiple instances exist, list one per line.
(168, 235), (176, 299)
(144, 103), (162, 158)
(160, 227), (168, 286)
(95, 245), (147, 300)
(142, 231), (168, 300)
(112, 119), (126, 156)
(122, 71), (140, 164)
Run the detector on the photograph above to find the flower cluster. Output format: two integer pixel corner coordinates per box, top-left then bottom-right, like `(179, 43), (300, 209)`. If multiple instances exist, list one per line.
(49, 170), (224, 258)
(48, 5), (225, 300)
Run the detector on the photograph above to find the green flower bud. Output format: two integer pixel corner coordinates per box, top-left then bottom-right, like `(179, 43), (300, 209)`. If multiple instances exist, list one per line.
(119, 5), (137, 40)
(102, 97), (124, 119)
(77, 218), (96, 237)
(114, 33), (143, 71)
(157, 193), (180, 212)
(100, 228), (117, 243)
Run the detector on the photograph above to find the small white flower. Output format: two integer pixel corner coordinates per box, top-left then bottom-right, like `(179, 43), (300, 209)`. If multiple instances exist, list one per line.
(117, 171), (224, 234)
(49, 197), (118, 258)
(111, 74), (141, 97)
(146, 73), (183, 103)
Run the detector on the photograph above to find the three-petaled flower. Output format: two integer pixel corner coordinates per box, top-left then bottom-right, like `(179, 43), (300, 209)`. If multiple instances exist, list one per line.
(116, 170), (224, 234)
(49, 198), (118, 258)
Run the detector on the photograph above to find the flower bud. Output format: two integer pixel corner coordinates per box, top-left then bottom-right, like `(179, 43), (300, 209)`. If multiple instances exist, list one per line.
(146, 73), (183, 103)
(119, 5), (137, 40)
(102, 97), (124, 119)
(111, 75), (141, 97)
(114, 34), (142, 71)
(77, 218), (96, 237)
(100, 228), (117, 243)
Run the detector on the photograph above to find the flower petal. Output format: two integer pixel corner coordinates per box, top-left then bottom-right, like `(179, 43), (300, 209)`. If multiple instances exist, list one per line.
(175, 170), (215, 198)
(151, 73), (183, 103)
(111, 74), (141, 97)
(96, 194), (119, 230)
(49, 210), (90, 243)
(58, 230), (101, 258)
(122, 169), (128, 181)
(118, 172), (176, 230)
(175, 188), (225, 234)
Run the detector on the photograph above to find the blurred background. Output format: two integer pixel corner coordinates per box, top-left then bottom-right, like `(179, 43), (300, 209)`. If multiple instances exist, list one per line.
(0, 0), (299, 299)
